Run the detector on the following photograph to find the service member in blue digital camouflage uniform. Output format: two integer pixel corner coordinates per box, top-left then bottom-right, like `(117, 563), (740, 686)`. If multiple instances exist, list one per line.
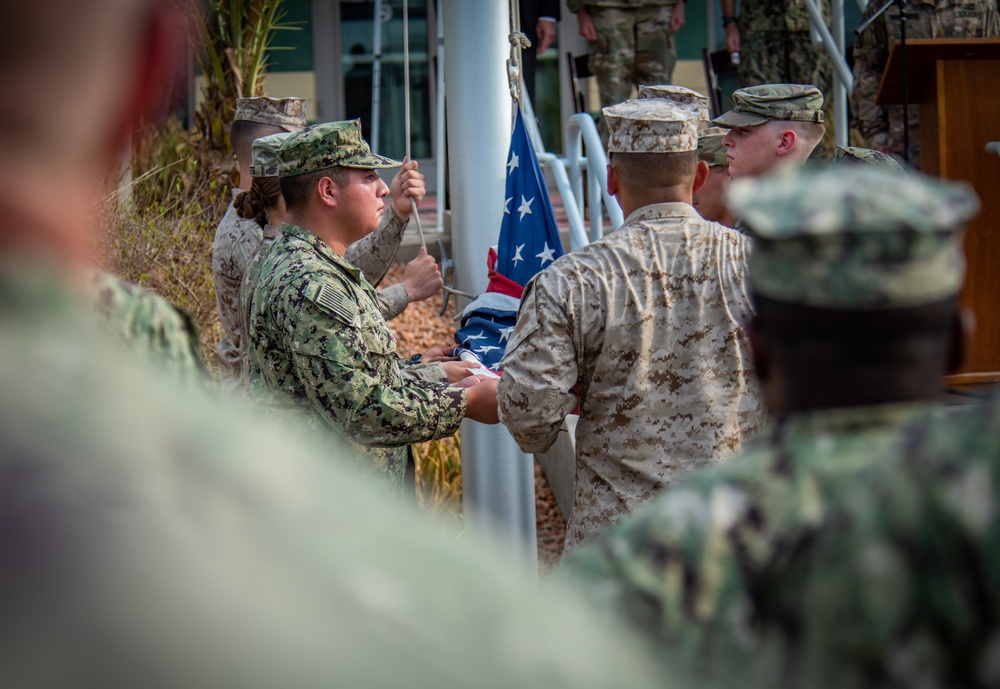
(215, 98), (439, 396)
(246, 121), (500, 493)
(562, 165), (983, 688)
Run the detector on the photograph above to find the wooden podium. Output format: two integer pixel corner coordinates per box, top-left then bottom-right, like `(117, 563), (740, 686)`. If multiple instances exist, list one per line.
(877, 38), (1000, 386)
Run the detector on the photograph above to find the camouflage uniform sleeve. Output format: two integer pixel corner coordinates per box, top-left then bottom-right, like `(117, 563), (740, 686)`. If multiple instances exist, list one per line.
(496, 277), (580, 455)
(291, 289), (466, 447)
(852, 2), (891, 150)
(377, 283), (410, 321)
(400, 361), (449, 384)
(344, 205), (408, 286)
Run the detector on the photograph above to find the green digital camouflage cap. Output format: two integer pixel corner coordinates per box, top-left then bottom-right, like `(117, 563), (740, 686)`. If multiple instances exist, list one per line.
(276, 120), (400, 178)
(637, 85), (710, 124)
(698, 127), (729, 167)
(249, 132), (293, 178)
(728, 166), (979, 309)
(234, 97), (308, 132)
(603, 99), (699, 154)
(712, 84), (824, 128)
(833, 145), (903, 172)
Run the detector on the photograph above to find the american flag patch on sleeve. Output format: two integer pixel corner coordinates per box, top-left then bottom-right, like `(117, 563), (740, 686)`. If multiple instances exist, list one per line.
(312, 282), (358, 325)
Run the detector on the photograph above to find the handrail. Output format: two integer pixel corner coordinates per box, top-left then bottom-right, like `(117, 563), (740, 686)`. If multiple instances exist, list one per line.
(521, 98), (623, 249)
(801, 0), (854, 91)
(566, 113), (624, 241)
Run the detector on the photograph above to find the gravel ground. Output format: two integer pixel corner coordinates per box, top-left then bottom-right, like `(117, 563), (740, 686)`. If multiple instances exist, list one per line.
(381, 264), (567, 573)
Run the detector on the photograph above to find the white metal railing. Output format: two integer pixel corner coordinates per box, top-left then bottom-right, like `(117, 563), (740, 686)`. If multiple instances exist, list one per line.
(565, 114), (624, 243)
(522, 97), (624, 249)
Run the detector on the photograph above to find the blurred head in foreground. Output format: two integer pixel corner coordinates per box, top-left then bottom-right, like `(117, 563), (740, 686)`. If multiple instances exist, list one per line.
(730, 165), (977, 416)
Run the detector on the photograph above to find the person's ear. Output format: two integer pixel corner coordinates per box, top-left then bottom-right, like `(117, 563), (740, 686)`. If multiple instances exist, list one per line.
(945, 306), (972, 375)
(606, 162), (620, 196)
(108, 3), (188, 156)
(692, 160), (710, 194)
(775, 128), (797, 157)
(317, 176), (339, 208)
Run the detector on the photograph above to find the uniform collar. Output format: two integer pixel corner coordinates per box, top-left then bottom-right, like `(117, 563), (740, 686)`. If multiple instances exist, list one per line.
(623, 201), (702, 227)
(281, 223), (364, 282)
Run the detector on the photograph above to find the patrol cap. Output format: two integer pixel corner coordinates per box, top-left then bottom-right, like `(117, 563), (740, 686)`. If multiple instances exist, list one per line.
(833, 145), (903, 172)
(234, 97), (308, 132)
(637, 85), (710, 124)
(712, 84), (824, 128)
(603, 99), (699, 154)
(249, 132), (293, 178)
(729, 166), (978, 309)
(276, 120), (400, 178)
(698, 127), (729, 167)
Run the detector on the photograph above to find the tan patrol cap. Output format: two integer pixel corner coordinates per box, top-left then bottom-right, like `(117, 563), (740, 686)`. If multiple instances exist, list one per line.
(603, 99), (699, 154)
(234, 97), (308, 132)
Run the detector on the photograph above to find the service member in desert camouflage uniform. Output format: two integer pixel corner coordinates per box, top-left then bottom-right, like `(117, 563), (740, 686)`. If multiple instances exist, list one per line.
(562, 165), (980, 688)
(247, 121), (499, 492)
(497, 99), (765, 552)
(853, 0), (999, 166)
(214, 98), (434, 395)
(714, 84), (826, 195)
(568, 0), (686, 110)
(212, 97), (306, 395)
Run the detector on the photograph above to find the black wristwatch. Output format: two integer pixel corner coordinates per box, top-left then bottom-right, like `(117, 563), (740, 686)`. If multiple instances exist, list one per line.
(408, 354), (422, 364)
(722, 15), (738, 26)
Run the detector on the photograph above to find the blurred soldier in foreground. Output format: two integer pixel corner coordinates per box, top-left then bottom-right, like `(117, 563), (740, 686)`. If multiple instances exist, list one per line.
(214, 99), (437, 395)
(0, 1), (692, 687)
(247, 121), (499, 493)
(853, 0), (999, 167)
(713, 84), (826, 181)
(498, 99), (765, 553)
(692, 127), (736, 228)
(563, 165), (981, 688)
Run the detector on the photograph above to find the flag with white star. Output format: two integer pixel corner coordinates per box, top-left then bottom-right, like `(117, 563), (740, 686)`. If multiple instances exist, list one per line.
(454, 109), (563, 372)
(453, 292), (519, 371)
(495, 108), (564, 287)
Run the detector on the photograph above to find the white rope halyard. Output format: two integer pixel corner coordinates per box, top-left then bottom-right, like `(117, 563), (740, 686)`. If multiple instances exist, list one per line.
(402, 0), (427, 250)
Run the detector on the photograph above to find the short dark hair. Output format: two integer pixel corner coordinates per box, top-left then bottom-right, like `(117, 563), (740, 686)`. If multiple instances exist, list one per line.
(230, 120), (284, 160)
(610, 150), (699, 190)
(279, 167), (350, 212)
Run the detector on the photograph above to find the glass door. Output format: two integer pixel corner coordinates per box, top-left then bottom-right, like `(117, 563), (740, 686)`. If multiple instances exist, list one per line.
(340, 0), (432, 160)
